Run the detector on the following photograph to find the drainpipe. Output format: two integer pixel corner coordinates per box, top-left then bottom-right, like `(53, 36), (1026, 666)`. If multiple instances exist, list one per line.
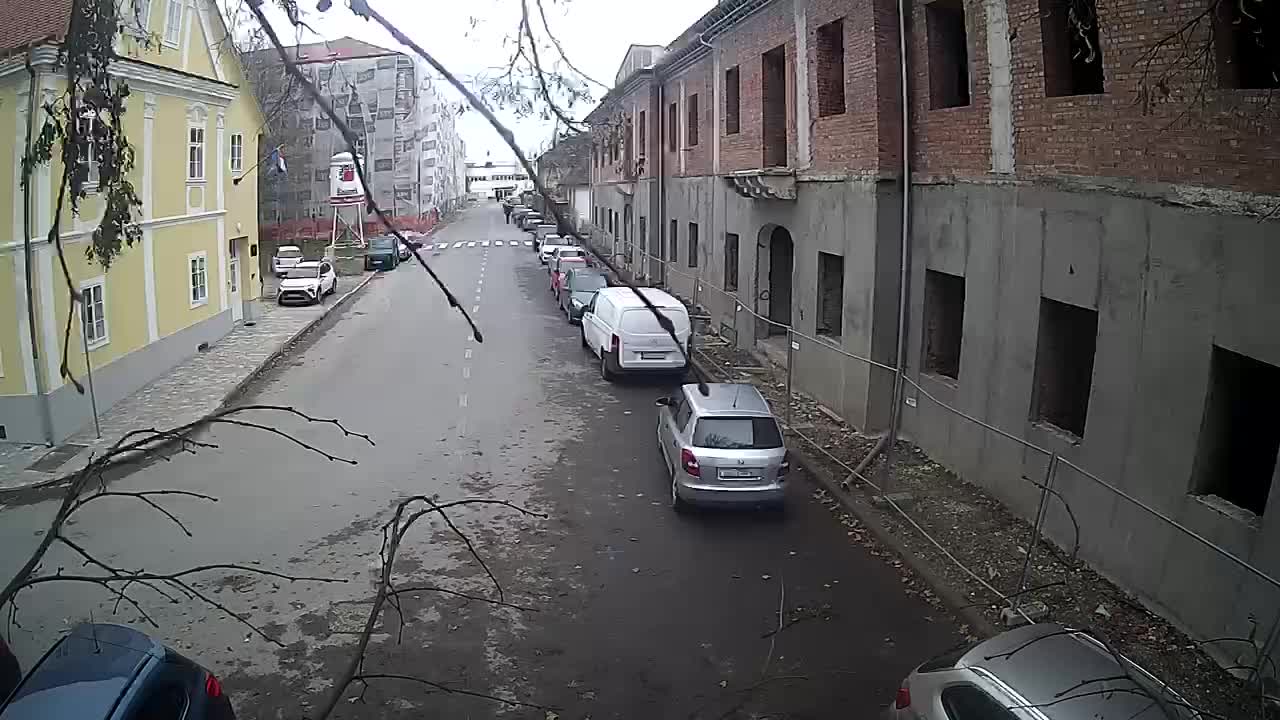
(880, 0), (913, 483)
(657, 80), (667, 289)
(23, 50), (54, 446)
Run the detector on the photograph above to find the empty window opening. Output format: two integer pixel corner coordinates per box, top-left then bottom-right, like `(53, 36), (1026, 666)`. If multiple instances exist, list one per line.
(724, 233), (740, 291)
(816, 252), (843, 337)
(816, 18), (847, 116)
(1031, 297), (1098, 437)
(725, 66), (741, 134)
(1215, 0), (1280, 89)
(1040, 0), (1105, 96)
(923, 270), (965, 379)
(927, 0), (972, 108)
(687, 93), (700, 147)
(1191, 346), (1280, 517)
(638, 110), (647, 157)
(669, 219), (678, 263)
(688, 222), (699, 267)
(761, 44), (788, 167)
(668, 102), (678, 152)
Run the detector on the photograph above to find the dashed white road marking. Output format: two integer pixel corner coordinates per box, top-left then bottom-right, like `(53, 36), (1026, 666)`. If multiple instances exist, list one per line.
(464, 349), (472, 359)
(453, 242), (464, 248)
(467, 241), (476, 247)
(472, 304), (480, 313)
(459, 393), (468, 408)
(462, 367), (471, 379)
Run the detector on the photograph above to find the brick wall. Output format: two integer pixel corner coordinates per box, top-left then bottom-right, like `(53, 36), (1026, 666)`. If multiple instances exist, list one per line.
(808, 0), (904, 173)
(717, 0), (800, 173)
(663, 57), (715, 177)
(909, 0), (991, 177)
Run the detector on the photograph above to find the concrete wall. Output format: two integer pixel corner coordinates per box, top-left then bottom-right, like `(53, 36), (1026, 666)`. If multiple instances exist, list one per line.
(900, 181), (1280, 651)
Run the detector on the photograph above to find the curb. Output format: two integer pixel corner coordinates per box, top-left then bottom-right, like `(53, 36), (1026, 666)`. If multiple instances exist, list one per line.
(0, 273), (378, 496)
(688, 353), (997, 638)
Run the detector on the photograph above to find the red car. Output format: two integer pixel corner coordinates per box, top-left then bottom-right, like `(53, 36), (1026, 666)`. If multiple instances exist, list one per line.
(550, 253), (589, 297)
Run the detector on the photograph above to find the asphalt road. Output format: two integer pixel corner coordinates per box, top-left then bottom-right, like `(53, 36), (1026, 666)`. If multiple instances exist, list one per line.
(0, 204), (961, 719)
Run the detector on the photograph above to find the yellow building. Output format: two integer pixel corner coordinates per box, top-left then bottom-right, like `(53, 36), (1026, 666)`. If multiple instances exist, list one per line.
(0, 0), (264, 444)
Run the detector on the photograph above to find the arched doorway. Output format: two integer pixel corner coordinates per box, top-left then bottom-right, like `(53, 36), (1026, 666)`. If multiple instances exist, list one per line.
(755, 225), (794, 336)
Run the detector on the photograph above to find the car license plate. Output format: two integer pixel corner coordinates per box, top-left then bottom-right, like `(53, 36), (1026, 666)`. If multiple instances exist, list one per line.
(641, 352), (666, 360)
(719, 468), (758, 479)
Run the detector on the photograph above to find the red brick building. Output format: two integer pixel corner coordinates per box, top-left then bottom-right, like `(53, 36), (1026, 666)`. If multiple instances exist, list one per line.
(588, 0), (1280, 670)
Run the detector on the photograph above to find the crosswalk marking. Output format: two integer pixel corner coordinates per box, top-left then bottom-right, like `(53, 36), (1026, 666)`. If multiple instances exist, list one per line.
(524, 241), (533, 246)
(467, 241), (476, 247)
(453, 242), (464, 248)
(494, 241), (503, 246)
(482, 240), (490, 247)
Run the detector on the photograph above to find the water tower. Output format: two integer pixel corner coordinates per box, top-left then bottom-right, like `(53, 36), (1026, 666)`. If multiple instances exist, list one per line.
(327, 151), (367, 275)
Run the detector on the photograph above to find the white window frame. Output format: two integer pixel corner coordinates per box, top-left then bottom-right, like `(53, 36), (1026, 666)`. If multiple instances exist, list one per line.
(188, 252), (208, 307)
(162, 0), (183, 47)
(80, 277), (109, 349)
(229, 132), (244, 174)
(77, 112), (100, 191)
(187, 124), (205, 182)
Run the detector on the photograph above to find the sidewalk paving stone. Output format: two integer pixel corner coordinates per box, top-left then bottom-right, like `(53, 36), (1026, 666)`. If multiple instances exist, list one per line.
(0, 272), (375, 493)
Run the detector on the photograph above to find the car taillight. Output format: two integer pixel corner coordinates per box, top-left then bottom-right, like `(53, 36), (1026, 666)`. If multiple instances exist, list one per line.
(680, 448), (700, 477)
(780, 451), (791, 476)
(611, 334), (620, 353)
(894, 686), (910, 709)
(205, 673), (223, 698)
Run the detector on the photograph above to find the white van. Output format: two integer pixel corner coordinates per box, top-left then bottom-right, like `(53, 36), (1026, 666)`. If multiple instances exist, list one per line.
(581, 287), (691, 380)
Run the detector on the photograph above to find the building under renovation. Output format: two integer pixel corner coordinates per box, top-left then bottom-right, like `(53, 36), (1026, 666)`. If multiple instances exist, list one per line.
(249, 37), (467, 225)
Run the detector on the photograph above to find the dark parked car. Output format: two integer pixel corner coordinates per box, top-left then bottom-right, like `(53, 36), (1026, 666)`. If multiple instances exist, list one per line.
(0, 623), (235, 720)
(364, 235), (400, 271)
(559, 267), (609, 323)
(0, 637), (19, 705)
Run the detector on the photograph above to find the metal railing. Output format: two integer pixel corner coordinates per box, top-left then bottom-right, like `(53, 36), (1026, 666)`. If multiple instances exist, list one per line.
(578, 233), (1280, 667)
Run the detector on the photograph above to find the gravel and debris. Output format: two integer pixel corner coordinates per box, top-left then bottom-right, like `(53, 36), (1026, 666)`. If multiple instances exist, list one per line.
(690, 327), (1266, 720)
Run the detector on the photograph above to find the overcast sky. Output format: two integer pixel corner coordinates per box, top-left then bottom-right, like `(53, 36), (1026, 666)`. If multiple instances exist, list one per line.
(246, 0), (713, 163)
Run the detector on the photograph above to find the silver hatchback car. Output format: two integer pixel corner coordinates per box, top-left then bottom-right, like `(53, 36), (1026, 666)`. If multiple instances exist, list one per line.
(655, 383), (790, 511)
(886, 622), (1199, 720)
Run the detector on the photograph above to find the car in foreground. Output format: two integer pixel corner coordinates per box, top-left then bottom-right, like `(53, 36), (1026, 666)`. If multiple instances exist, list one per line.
(0, 622), (236, 720)
(885, 622), (1198, 720)
(271, 245), (303, 277)
(581, 286), (691, 380)
(277, 260), (337, 305)
(655, 383), (789, 512)
(0, 637), (18, 706)
(364, 235), (400, 271)
(559, 267), (609, 323)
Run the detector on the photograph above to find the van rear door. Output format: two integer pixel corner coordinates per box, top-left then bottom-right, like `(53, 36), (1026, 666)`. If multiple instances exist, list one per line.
(617, 307), (690, 369)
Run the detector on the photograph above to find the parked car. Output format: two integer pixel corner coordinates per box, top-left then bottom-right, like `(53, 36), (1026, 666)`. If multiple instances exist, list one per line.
(518, 213), (544, 230)
(396, 234), (423, 261)
(532, 224), (558, 241)
(271, 245), (303, 277)
(559, 267), (609, 323)
(0, 623), (236, 720)
(0, 637), (19, 706)
(580, 286), (691, 380)
(550, 255), (589, 295)
(277, 260), (337, 305)
(364, 235), (400, 271)
(539, 239), (577, 265)
(654, 383), (789, 512)
(884, 622), (1198, 720)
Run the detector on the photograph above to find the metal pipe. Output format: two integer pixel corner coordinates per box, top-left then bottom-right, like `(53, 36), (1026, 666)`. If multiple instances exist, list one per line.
(22, 50), (54, 446)
(879, 0), (914, 493)
(784, 327), (795, 427)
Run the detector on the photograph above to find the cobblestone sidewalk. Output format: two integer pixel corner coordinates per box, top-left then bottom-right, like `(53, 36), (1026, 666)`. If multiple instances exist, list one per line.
(0, 272), (375, 493)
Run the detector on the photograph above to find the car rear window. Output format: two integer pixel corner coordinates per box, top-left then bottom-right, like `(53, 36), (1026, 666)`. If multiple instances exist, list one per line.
(916, 640), (979, 673)
(692, 417), (783, 449)
(276, 248), (301, 258)
(620, 308), (689, 334)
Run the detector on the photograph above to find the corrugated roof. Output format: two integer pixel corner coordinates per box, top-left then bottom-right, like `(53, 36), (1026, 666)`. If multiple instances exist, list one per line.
(0, 0), (71, 57)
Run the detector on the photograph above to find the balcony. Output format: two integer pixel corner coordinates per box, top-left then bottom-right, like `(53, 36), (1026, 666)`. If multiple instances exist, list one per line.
(723, 168), (796, 201)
